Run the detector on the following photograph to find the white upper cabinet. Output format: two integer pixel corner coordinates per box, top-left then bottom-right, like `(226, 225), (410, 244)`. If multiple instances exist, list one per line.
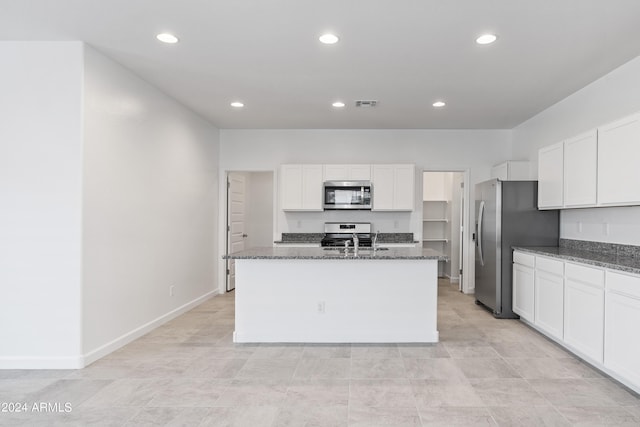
(323, 164), (371, 181)
(491, 161), (530, 181)
(564, 130), (598, 207)
(372, 164), (415, 211)
(280, 164), (323, 211)
(538, 142), (564, 209)
(597, 112), (640, 206)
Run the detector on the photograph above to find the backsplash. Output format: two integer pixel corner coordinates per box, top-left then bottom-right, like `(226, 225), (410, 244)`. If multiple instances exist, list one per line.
(277, 232), (416, 244)
(560, 239), (640, 258)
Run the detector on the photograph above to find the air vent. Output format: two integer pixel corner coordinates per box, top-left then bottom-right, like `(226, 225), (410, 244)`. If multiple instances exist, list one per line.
(355, 100), (378, 108)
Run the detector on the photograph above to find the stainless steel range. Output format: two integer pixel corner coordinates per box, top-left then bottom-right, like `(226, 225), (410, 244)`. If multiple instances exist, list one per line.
(320, 222), (372, 247)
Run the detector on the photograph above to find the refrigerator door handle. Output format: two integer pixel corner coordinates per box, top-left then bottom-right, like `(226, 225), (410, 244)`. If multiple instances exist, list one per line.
(477, 200), (485, 266)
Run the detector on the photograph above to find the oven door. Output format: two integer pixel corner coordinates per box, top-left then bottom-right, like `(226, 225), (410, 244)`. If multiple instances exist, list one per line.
(323, 181), (372, 210)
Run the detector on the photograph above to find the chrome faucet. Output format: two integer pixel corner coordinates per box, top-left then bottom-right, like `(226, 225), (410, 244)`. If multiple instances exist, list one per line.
(372, 230), (379, 251)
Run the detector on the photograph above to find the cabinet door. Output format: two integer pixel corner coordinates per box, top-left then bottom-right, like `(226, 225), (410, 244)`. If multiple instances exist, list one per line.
(323, 164), (348, 181)
(349, 164), (372, 180)
(564, 263), (604, 363)
(535, 269), (564, 340)
(371, 165), (395, 210)
(491, 163), (509, 181)
(604, 271), (640, 390)
(280, 165), (303, 210)
(564, 130), (597, 207)
(393, 164), (415, 211)
(598, 112), (640, 206)
(513, 263), (535, 322)
(301, 165), (323, 210)
(281, 164), (322, 211)
(538, 142), (564, 209)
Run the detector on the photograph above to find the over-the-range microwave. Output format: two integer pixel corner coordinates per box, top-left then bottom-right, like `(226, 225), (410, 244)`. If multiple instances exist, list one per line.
(323, 181), (372, 210)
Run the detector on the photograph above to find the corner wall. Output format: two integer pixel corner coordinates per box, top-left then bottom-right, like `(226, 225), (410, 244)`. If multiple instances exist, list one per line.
(512, 54), (640, 245)
(82, 46), (220, 362)
(0, 42), (84, 368)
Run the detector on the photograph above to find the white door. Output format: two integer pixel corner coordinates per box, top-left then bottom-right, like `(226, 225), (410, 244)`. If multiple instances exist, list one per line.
(227, 172), (247, 291)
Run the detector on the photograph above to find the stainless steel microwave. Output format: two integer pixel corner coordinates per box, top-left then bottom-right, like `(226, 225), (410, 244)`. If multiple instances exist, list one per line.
(323, 181), (372, 210)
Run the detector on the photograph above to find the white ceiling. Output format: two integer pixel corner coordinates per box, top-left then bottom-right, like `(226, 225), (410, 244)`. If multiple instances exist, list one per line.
(3, 0), (640, 129)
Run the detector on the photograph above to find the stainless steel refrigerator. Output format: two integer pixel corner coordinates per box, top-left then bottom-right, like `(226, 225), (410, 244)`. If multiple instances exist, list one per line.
(474, 179), (559, 318)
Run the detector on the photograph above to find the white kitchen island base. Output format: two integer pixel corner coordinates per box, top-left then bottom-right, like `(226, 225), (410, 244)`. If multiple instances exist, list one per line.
(233, 256), (439, 343)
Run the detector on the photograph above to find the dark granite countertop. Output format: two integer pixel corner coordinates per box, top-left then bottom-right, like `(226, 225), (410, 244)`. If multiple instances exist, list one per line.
(224, 246), (448, 261)
(513, 245), (640, 276)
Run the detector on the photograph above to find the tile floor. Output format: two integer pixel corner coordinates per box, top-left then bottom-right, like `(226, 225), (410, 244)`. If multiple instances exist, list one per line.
(1, 280), (639, 426)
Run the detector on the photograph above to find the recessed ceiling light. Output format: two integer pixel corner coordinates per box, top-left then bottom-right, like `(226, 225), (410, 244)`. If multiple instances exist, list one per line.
(432, 101), (446, 108)
(230, 102), (244, 108)
(156, 33), (179, 44)
(332, 101), (345, 108)
(476, 34), (498, 45)
(319, 33), (339, 44)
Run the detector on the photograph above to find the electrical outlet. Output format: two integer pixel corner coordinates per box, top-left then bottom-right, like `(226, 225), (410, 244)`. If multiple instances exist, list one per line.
(297, 220), (302, 229)
(317, 301), (325, 314)
(604, 222), (610, 236)
(169, 285), (175, 297)
(577, 221), (582, 233)
(393, 220), (399, 229)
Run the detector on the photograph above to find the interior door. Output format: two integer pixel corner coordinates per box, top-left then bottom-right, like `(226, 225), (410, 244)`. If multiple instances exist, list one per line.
(227, 172), (247, 292)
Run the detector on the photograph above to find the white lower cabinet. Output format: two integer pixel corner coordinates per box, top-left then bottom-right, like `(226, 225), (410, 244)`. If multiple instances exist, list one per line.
(563, 262), (605, 363)
(512, 252), (535, 322)
(512, 250), (640, 394)
(534, 257), (564, 340)
(604, 271), (640, 390)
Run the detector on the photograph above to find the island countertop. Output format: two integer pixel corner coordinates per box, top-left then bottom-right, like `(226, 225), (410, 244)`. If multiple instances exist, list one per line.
(224, 246), (448, 261)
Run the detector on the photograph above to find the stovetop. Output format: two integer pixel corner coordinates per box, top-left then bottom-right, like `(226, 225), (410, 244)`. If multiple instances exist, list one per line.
(320, 222), (373, 247)
(321, 234), (372, 247)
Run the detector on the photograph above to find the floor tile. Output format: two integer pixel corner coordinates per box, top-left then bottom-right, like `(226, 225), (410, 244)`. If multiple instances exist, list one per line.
(397, 343), (450, 359)
(293, 358), (350, 379)
(351, 344), (401, 359)
(283, 378), (349, 407)
(271, 405), (348, 427)
(348, 406), (422, 427)
(404, 358), (467, 380)
(301, 344), (351, 359)
(488, 406), (569, 426)
(213, 378), (288, 407)
(470, 378), (548, 407)
(419, 406), (497, 426)
(411, 379), (485, 408)
(235, 358), (299, 380)
(145, 378), (227, 407)
(505, 357), (602, 380)
(198, 406), (278, 427)
(123, 407), (210, 427)
(556, 405), (640, 426)
(80, 378), (165, 407)
(350, 358), (407, 379)
(349, 379), (415, 408)
(454, 358), (521, 379)
(528, 378), (618, 407)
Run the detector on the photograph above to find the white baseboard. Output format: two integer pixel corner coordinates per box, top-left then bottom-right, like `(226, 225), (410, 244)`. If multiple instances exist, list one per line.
(82, 290), (218, 367)
(0, 290), (218, 370)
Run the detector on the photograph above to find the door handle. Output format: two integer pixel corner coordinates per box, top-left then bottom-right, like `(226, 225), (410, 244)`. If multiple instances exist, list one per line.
(477, 201), (485, 266)
(242, 233), (248, 238)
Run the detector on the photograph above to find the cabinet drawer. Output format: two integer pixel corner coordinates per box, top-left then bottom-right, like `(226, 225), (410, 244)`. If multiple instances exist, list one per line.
(607, 271), (640, 299)
(513, 251), (535, 268)
(565, 262), (604, 288)
(536, 256), (564, 275)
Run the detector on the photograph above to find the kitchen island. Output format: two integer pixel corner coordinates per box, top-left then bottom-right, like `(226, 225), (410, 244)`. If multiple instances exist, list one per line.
(223, 247), (447, 343)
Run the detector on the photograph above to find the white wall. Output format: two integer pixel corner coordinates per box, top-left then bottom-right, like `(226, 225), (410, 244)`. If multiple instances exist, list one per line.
(220, 129), (510, 238)
(513, 54), (640, 245)
(82, 46), (220, 361)
(0, 42), (84, 368)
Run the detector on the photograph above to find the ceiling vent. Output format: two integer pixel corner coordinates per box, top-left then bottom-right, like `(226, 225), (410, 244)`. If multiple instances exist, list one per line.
(355, 100), (378, 108)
